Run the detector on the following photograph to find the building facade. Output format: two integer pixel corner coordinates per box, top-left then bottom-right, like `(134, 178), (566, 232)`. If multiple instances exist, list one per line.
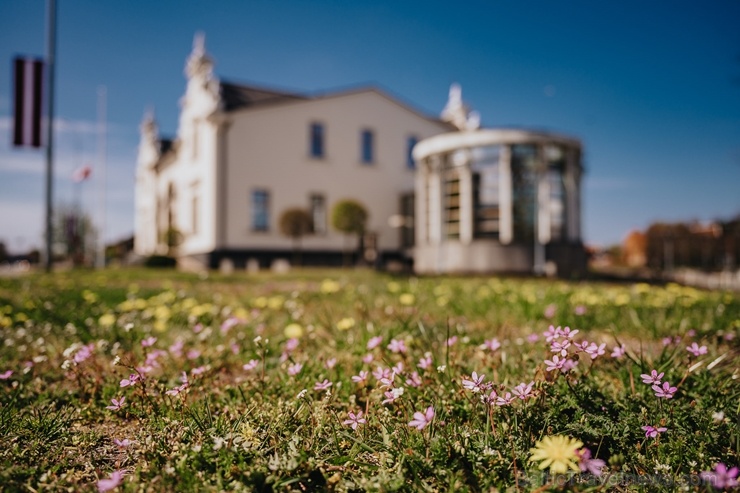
(135, 35), (449, 270)
(135, 35), (585, 275)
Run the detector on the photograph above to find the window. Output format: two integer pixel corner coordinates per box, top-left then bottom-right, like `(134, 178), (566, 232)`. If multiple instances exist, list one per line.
(310, 193), (326, 234)
(472, 146), (500, 239)
(309, 123), (324, 158)
(400, 193), (415, 247)
(251, 189), (270, 232)
(361, 129), (374, 164)
(407, 136), (418, 169)
(444, 168), (460, 239)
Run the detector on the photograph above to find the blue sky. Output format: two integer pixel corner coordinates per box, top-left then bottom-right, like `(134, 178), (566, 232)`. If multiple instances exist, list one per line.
(1, 0), (739, 253)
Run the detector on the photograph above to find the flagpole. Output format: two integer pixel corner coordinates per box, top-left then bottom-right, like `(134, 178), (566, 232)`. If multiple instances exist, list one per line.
(96, 86), (107, 269)
(44, 0), (57, 273)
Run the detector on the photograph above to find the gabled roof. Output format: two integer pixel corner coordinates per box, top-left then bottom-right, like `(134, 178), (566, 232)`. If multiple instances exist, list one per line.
(219, 81), (307, 111)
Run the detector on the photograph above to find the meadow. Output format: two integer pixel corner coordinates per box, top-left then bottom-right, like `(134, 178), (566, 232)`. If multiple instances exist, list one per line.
(0, 268), (738, 492)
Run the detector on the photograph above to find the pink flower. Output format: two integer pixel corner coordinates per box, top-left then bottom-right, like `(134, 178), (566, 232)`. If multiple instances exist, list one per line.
(482, 389), (498, 405)
(544, 304), (557, 319)
(461, 371), (486, 393)
(652, 381), (677, 399)
(141, 336), (157, 348)
(165, 383), (188, 396)
(641, 425), (667, 438)
(284, 338), (299, 352)
(325, 358), (337, 369)
(526, 333), (540, 343)
(382, 387), (404, 404)
(393, 361), (404, 374)
(495, 392), (514, 406)
(191, 366), (207, 376)
(512, 381), (534, 400)
(373, 366), (392, 381)
(611, 344), (626, 359)
(408, 406), (434, 430)
(314, 379), (332, 391)
(169, 339), (184, 357)
(0, 370), (14, 380)
(574, 305), (587, 316)
(544, 355), (566, 372)
(243, 359), (259, 371)
(97, 470), (125, 492)
(585, 342), (606, 360)
(74, 343), (95, 363)
(417, 355), (432, 369)
(481, 338), (501, 352)
(576, 448), (605, 476)
(220, 316), (242, 334)
(362, 353), (374, 364)
(446, 336), (458, 347)
(113, 438), (134, 448)
(560, 327), (579, 339)
(640, 369), (664, 385)
(405, 371), (422, 388)
(186, 349), (201, 360)
(543, 325), (561, 343)
(119, 374), (140, 387)
(387, 339), (407, 354)
(366, 336), (383, 350)
(106, 397), (125, 411)
(287, 363), (303, 376)
(351, 370), (368, 384)
(701, 463), (739, 489)
(550, 339), (571, 356)
(686, 342), (707, 357)
(342, 410), (367, 430)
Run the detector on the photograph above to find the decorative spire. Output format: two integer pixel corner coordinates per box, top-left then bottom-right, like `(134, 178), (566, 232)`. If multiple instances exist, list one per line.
(440, 83), (480, 131)
(185, 31), (214, 80)
(140, 107), (158, 141)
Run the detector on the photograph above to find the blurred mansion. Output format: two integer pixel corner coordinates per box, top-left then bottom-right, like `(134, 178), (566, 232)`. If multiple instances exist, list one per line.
(135, 35), (586, 275)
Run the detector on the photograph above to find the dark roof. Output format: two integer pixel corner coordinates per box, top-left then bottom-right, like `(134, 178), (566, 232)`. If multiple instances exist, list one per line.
(220, 81), (306, 111)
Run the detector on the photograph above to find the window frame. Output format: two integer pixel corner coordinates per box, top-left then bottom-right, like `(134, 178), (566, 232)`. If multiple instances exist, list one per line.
(251, 188), (270, 232)
(309, 122), (325, 159)
(360, 128), (374, 164)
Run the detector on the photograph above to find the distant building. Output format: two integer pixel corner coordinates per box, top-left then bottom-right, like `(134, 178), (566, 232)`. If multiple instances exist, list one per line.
(135, 34), (585, 275)
(623, 229), (647, 268)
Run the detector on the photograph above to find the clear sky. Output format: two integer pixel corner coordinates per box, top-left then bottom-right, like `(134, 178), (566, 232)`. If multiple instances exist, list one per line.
(1, 0), (739, 254)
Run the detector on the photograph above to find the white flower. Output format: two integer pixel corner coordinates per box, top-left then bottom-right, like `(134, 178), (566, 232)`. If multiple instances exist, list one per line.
(436, 365), (447, 373)
(712, 411), (725, 423)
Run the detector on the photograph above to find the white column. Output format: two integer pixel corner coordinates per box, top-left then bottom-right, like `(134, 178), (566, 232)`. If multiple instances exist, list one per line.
(499, 145), (513, 244)
(428, 156), (443, 245)
(415, 161), (428, 246)
(459, 161), (473, 244)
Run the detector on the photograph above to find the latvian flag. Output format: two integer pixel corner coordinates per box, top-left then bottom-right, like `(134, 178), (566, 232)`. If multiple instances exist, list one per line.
(13, 57), (45, 148)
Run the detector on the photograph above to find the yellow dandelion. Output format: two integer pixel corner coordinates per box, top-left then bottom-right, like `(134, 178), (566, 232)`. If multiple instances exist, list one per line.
(399, 293), (415, 306)
(99, 313), (116, 328)
(336, 317), (355, 331)
(284, 323), (304, 339)
(529, 435), (583, 474)
(320, 279), (340, 294)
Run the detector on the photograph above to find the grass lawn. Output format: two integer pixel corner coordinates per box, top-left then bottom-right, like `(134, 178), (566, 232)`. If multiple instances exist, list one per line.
(0, 268), (738, 491)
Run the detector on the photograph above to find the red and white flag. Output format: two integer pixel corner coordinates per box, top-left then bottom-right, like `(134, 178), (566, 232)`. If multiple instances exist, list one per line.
(13, 57), (44, 148)
(72, 165), (92, 183)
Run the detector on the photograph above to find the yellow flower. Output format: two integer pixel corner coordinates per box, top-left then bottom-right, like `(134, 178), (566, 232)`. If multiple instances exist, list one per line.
(336, 317), (355, 331)
(320, 279), (340, 294)
(399, 293), (415, 306)
(284, 323), (304, 339)
(99, 313), (116, 328)
(529, 435), (583, 474)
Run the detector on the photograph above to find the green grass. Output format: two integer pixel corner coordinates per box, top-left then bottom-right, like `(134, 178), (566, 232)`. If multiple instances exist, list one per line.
(0, 268), (738, 491)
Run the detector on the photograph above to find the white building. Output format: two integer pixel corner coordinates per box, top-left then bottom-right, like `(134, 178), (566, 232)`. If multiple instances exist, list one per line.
(135, 35), (585, 275)
(135, 35), (449, 270)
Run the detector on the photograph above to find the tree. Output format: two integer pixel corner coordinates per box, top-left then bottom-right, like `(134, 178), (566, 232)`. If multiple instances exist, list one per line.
(331, 199), (368, 266)
(279, 208), (313, 266)
(53, 202), (98, 266)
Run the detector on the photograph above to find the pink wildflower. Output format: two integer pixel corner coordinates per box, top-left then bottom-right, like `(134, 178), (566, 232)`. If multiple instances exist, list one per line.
(560, 327), (579, 339)
(287, 363), (303, 376)
(74, 343), (95, 363)
(169, 339), (184, 357)
(577, 448), (605, 476)
(585, 342), (606, 359)
(461, 371), (486, 393)
(495, 392), (514, 406)
(0, 370), (14, 379)
(351, 370), (369, 384)
(119, 374), (140, 387)
(387, 339), (407, 354)
(543, 325), (561, 343)
(544, 304), (557, 319)
(314, 379), (332, 391)
(113, 438), (134, 448)
(686, 342), (707, 357)
(701, 463), (739, 489)
(106, 397), (125, 411)
(446, 336), (458, 347)
(611, 344), (626, 359)
(325, 358), (337, 369)
(417, 355), (433, 370)
(141, 336), (157, 348)
(408, 406), (434, 430)
(526, 333), (540, 343)
(97, 470), (125, 492)
(191, 366), (207, 376)
(481, 338), (501, 352)
(382, 387), (404, 404)
(186, 349), (201, 360)
(405, 371), (422, 388)
(362, 353), (374, 364)
(641, 425), (667, 438)
(550, 339), (571, 356)
(512, 381), (534, 400)
(544, 355), (566, 372)
(366, 336), (383, 350)
(220, 316), (241, 335)
(243, 359), (259, 371)
(640, 370), (664, 385)
(574, 305), (587, 316)
(342, 410), (367, 430)
(652, 381), (677, 399)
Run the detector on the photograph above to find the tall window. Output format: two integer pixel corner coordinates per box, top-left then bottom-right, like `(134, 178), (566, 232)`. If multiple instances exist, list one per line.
(407, 136), (418, 169)
(252, 189), (270, 232)
(310, 193), (326, 234)
(361, 129), (374, 164)
(546, 145), (566, 241)
(192, 195), (199, 235)
(444, 168), (461, 239)
(310, 123), (324, 158)
(472, 146), (500, 239)
(511, 144), (538, 243)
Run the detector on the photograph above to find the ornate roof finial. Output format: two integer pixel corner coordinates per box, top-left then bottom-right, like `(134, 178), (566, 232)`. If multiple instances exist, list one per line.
(440, 83), (481, 131)
(185, 31), (214, 80)
(140, 107), (158, 140)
